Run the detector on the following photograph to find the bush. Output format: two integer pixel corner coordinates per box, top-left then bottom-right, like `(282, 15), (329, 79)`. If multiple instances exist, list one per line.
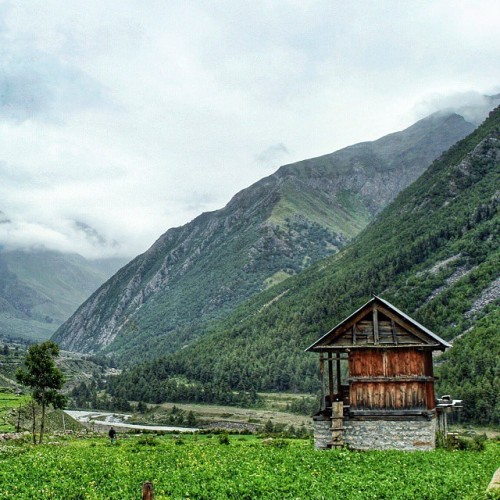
(437, 431), (488, 451)
(136, 435), (158, 446)
(219, 433), (230, 445)
(456, 434), (487, 451)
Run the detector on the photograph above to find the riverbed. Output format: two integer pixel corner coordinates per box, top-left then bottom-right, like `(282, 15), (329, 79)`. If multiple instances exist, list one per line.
(64, 410), (198, 433)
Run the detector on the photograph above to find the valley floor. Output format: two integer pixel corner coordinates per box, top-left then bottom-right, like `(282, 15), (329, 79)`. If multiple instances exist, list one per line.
(65, 410), (198, 433)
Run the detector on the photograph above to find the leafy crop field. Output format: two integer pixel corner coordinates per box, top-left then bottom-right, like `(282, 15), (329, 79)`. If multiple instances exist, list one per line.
(0, 435), (498, 499)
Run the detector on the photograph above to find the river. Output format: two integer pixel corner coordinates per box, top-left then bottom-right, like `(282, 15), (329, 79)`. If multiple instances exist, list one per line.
(64, 410), (198, 433)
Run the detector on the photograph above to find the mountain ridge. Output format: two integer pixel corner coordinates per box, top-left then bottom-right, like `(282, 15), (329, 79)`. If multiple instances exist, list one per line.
(106, 106), (499, 424)
(53, 109), (478, 360)
(0, 248), (127, 341)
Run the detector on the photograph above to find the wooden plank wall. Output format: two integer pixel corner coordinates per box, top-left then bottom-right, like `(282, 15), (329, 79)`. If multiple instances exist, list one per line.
(349, 349), (435, 410)
(350, 381), (427, 410)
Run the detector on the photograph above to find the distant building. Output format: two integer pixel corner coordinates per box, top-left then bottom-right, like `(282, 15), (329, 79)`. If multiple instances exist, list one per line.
(306, 296), (451, 451)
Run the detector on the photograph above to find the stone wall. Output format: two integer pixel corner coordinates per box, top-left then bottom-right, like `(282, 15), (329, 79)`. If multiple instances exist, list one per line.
(343, 417), (436, 451)
(313, 418), (331, 449)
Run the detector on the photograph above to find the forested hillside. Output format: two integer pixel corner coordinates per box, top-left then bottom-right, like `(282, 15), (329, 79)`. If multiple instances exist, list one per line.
(0, 249), (126, 342)
(109, 107), (500, 423)
(53, 110), (477, 362)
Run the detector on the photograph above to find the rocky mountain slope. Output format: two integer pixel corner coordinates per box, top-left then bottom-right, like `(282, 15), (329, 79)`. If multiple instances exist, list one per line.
(0, 249), (126, 341)
(109, 106), (500, 423)
(53, 109), (478, 361)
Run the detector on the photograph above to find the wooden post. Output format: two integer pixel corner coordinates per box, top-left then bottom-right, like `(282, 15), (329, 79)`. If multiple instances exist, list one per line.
(329, 402), (344, 448)
(142, 481), (154, 499)
(336, 356), (342, 397)
(328, 356), (334, 408)
(319, 353), (325, 410)
(391, 319), (398, 344)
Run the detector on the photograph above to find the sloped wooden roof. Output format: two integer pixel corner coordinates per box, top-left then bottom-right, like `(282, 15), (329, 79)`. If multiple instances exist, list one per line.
(306, 296), (451, 352)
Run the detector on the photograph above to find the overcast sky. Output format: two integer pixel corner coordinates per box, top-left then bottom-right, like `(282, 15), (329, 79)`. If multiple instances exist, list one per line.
(0, 0), (499, 259)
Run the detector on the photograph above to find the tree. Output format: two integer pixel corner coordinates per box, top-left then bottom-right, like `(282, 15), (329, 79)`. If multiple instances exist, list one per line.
(16, 341), (66, 444)
(137, 401), (148, 414)
(264, 419), (274, 434)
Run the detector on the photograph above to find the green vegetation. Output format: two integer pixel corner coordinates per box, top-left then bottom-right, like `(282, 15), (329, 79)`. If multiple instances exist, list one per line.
(53, 109), (474, 364)
(0, 392), (29, 432)
(109, 107), (500, 424)
(0, 393), (85, 435)
(0, 341), (26, 389)
(0, 250), (125, 342)
(0, 435), (498, 499)
(437, 308), (500, 425)
(16, 341), (67, 444)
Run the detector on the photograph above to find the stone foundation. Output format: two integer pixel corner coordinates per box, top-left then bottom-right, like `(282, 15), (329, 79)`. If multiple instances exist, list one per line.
(313, 416), (437, 451)
(312, 417), (331, 449)
(343, 417), (436, 451)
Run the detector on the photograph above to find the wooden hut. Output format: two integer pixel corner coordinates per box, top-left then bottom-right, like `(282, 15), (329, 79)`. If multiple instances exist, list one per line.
(306, 296), (451, 451)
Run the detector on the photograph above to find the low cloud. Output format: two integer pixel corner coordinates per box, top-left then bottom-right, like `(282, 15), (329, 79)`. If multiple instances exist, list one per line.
(255, 143), (290, 168)
(0, 215), (123, 259)
(0, 50), (108, 123)
(414, 91), (500, 126)
(0, 1), (499, 261)
(0, 2), (109, 125)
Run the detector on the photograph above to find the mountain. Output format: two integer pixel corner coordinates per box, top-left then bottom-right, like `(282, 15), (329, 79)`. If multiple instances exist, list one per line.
(108, 106), (500, 423)
(53, 110), (478, 361)
(0, 248), (127, 341)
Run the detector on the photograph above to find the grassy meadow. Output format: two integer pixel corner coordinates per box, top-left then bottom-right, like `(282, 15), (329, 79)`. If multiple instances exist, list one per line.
(0, 433), (499, 499)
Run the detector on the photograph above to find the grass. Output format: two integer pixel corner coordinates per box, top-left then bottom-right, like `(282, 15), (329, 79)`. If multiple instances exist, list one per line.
(263, 271), (293, 289)
(0, 392), (29, 432)
(0, 434), (498, 499)
(153, 393), (315, 430)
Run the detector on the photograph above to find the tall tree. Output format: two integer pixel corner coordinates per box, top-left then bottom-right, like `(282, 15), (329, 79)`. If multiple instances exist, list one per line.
(16, 341), (66, 444)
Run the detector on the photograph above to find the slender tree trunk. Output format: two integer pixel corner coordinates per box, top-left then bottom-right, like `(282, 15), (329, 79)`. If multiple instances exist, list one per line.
(39, 394), (46, 444)
(17, 403), (22, 432)
(31, 400), (37, 445)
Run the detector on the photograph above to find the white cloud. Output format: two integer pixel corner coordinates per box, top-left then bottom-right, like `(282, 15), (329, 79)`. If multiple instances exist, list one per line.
(255, 144), (290, 169)
(0, 0), (499, 259)
(412, 92), (500, 125)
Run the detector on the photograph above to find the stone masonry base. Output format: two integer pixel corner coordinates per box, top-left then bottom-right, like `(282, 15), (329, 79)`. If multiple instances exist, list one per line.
(314, 417), (437, 451)
(344, 418), (436, 451)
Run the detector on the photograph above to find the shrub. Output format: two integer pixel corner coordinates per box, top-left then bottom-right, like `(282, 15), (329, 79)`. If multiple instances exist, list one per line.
(136, 435), (158, 446)
(219, 433), (230, 445)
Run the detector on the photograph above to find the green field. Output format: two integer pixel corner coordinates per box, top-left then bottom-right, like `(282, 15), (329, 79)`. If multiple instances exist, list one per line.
(0, 434), (498, 499)
(0, 392), (29, 432)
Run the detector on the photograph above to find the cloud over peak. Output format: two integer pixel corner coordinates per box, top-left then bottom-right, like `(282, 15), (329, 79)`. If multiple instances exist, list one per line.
(0, 1), (499, 259)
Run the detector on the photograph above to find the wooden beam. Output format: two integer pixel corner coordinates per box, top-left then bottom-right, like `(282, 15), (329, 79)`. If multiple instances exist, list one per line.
(336, 357), (342, 395)
(376, 304), (434, 344)
(372, 304), (379, 345)
(312, 345), (439, 351)
(348, 375), (434, 383)
(391, 319), (398, 344)
(349, 409), (432, 417)
(319, 353), (325, 410)
(352, 324), (357, 345)
(328, 357), (334, 407)
(315, 307), (373, 347)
